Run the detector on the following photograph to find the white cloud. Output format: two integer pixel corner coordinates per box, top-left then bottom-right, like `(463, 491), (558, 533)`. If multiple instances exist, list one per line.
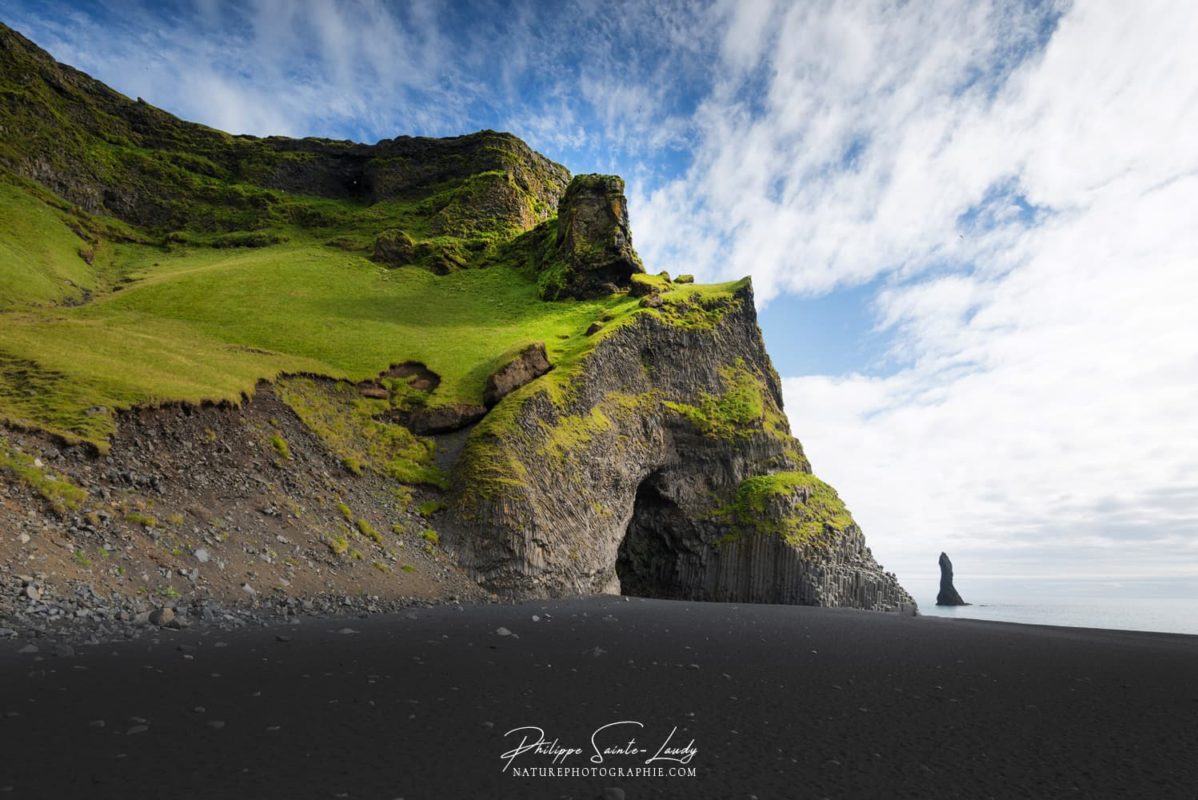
(641, 1), (1198, 599)
(5, 0), (489, 141)
(717, 0), (775, 73)
(5, 0), (721, 169)
(634, 1), (1059, 296)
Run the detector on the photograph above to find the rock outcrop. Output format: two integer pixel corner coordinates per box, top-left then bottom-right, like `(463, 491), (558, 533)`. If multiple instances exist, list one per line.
(443, 279), (914, 611)
(483, 344), (552, 407)
(406, 403), (488, 435)
(372, 229), (418, 267)
(936, 552), (967, 605)
(537, 174), (645, 299)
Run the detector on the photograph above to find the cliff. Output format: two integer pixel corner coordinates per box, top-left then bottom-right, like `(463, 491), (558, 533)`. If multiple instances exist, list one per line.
(0, 21), (913, 617)
(446, 260), (910, 608)
(0, 24), (566, 237)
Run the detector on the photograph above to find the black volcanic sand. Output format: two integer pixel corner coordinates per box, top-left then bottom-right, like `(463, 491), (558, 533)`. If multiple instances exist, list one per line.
(1, 597), (1196, 799)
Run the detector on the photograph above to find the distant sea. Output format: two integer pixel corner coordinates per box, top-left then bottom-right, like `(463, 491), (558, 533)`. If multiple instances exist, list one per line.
(918, 596), (1198, 636)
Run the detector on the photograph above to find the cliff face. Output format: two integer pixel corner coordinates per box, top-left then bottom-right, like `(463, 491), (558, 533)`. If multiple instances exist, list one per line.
(444, 197), (913, 608)
(0, 23), (567, 241)
(0, 21), (913, 614)
(443, 297), (912, 608)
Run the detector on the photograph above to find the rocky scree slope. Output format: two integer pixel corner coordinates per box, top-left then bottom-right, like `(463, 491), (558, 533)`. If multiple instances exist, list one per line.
(0, 22), (912, 624)
(1, 385), (486, 642)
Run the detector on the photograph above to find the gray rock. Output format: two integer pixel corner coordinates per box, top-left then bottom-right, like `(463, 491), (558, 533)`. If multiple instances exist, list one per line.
(483, 344), (552, 407)
(148, 607), (175, 626)
(546, 174), (645, 299)
(936, 552), (967, 606)
(406, 403), (488, 435)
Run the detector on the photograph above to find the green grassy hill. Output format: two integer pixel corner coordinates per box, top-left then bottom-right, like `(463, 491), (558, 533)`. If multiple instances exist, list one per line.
(0, 21), (918, 615)
(0, 21), (735, 460)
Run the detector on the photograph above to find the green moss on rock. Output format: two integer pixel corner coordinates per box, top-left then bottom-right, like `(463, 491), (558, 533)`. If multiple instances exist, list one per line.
(719, 471), (854, 548)
(0, 438), (88, 514)
(534, 174), (644, 299)
(276, 376), (445, 488)
(664, 360), (765, 438)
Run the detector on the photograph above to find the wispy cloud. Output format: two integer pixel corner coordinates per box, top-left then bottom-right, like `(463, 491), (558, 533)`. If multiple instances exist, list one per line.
(720, 1), (1198, 597)
(633, 1), (1065, 298)
(4, 0), (717, 171)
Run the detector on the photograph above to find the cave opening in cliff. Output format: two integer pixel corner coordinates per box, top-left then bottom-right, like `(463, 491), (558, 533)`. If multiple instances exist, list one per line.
(616, 476), (691, 599)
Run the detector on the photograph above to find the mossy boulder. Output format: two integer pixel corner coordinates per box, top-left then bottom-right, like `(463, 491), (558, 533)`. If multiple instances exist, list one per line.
(415, 239), (468, 274)
(629, 273), (666, 297)
(372, 230), (470, 274)
(407, 403), (488, 435)
(372, 229), (417, 267)
(483, 343), (552, 407)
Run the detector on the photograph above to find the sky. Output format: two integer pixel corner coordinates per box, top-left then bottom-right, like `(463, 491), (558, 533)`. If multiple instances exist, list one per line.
(5, 0), (1198, 603)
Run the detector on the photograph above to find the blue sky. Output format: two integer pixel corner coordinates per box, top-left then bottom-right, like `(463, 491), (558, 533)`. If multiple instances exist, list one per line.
(4, 1), (1198, 602)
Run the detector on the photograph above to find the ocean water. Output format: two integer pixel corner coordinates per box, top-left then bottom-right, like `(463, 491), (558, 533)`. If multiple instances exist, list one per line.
(918, 597), (1198, 636)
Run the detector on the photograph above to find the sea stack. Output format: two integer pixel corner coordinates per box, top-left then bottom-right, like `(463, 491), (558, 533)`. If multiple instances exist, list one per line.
(936, 552), (967, 606)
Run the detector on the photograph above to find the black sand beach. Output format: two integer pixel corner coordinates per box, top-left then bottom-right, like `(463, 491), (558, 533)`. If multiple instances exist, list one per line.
(2, 596), (1196, 799)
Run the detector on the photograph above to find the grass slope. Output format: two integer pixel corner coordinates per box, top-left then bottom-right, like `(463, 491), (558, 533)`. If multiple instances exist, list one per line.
(0, 224), (632, 447)
(0, 179), (98, 308)
(0, 149), (748, 459)
(0, 23), (746, 467)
